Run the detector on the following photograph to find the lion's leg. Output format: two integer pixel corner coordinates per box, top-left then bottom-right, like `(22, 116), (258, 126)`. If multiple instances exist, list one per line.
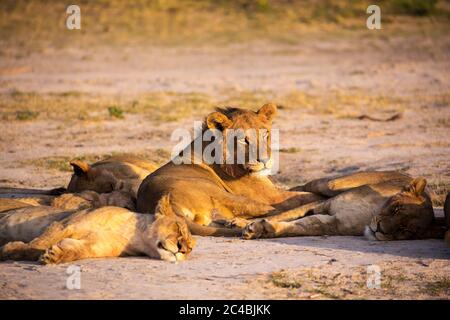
(290, 171), (410, 197)
(0, 241), (44, 261)
(1, 221), (74, 261)
(243, 214), (337, 239)
(0, 221), (72, 261)
(266, 200), (330, 222)
(39, 238), (95, 264)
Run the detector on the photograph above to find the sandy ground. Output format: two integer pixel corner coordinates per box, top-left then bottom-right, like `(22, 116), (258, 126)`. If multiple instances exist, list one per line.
(0, 30), (449, 299)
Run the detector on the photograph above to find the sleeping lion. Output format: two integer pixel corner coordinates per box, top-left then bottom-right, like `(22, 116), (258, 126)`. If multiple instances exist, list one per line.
(0, 196), (195, 264)
(243, 171), (447, 241)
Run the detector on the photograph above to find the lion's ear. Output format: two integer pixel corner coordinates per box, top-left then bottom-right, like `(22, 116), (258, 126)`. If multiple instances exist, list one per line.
(404, 177), (427, 196)
(257, 103), (277, 123)
(70, 159), (90, 176)
(206, 112), (232, 131)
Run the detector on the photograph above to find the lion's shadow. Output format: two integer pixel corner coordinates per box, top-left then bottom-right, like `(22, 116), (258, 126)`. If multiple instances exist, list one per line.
(264, 236), (450, 260)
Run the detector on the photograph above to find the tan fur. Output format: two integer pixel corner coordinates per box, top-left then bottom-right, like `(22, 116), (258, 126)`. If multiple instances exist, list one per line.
(51, 190), (136, 211)
(0, 198), (33, 212)
(0, 202), (195, 264)
(137, 104), (322, 236)
(67, 156), (158, 199)
(243, 172), (446, 241)
(0, 189), (136, 213)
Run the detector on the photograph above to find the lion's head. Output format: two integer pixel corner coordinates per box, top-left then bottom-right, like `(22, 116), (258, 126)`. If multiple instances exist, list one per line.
(147, 214), (195, 262)
(366, 178), (445, 240)
(67, 159), (119, 194)
(204, 103), (277, 178)
(67, 156), (156, 196)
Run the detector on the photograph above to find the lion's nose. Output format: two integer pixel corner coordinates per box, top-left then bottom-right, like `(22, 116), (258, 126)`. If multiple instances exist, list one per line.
(177, 241), (187, 254)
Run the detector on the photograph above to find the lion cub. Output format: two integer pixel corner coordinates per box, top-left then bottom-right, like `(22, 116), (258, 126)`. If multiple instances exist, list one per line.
(0, 197), (195, 264)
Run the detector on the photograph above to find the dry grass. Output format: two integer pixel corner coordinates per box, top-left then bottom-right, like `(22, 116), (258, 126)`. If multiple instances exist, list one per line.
(0, 0), (449, 51)
(0, 89), (411, 122)
(423, 277), (450, 296)
(263, 261), (450, 299)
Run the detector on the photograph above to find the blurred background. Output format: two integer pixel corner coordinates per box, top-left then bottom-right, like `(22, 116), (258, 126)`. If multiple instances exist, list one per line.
(0, 0), (449, 207)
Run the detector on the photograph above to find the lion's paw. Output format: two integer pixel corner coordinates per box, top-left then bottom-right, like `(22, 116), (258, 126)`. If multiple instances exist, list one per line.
(225, 217), (250, 229)
(242, 219), (274, 240)
(39, 245), (64, 265)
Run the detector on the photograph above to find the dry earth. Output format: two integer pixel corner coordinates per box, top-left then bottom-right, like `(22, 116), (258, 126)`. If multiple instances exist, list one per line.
(0, 25), (449, 299)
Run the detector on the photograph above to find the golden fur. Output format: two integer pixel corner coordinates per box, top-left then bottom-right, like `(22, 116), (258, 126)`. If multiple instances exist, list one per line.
(136, 104), (322, 236)
(0, 197), (195, 264)
(243, 172), (446, 241)
(67, 156), (158, 199)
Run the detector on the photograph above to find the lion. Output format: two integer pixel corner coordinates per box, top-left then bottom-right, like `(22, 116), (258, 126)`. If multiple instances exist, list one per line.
(0, 196), (195, 264)
(67, 155), (158, 199)
(51, 190), (136, 211)
(0, 189), (136, 212)
(136, 103), (322, 236)
(243, 171), (447, 241)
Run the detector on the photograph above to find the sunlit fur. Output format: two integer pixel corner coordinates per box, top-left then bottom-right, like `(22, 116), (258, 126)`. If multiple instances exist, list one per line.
(67, 156), (158, 199)
(137, 103), (322, 236)
(0, 201), (195, 264)
(243, 172), (446, 241)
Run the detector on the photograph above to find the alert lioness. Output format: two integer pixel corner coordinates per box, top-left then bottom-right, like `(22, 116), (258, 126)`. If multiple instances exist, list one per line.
(243, 171), (447, 241)
(137, 104), (322, 236)
(0, 197), (195, 264)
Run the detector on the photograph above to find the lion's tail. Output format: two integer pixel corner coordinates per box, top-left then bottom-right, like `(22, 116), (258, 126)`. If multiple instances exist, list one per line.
(155, 194), (242, 237)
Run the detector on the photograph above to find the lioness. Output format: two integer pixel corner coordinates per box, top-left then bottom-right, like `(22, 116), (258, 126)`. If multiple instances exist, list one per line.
(0, 197), (195, 264)
(137, 104), (322, 236)
(68, 156), (158, 199)
(243, 171), (447, 241)
(0, 189), (136, 212)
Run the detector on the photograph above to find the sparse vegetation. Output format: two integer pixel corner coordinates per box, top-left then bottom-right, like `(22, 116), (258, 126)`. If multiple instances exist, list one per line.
(423, 277), (450, 296)
(265, 263), (450, 299)
(280, 147), (301, 154)
(0, 0), (449, 50)
(108, 105), (124, 119)
(270, 271), (302, 289)
(15, 110), (39, 121)
(391, 0), (438, 16)
(0, 89), (409, 122)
